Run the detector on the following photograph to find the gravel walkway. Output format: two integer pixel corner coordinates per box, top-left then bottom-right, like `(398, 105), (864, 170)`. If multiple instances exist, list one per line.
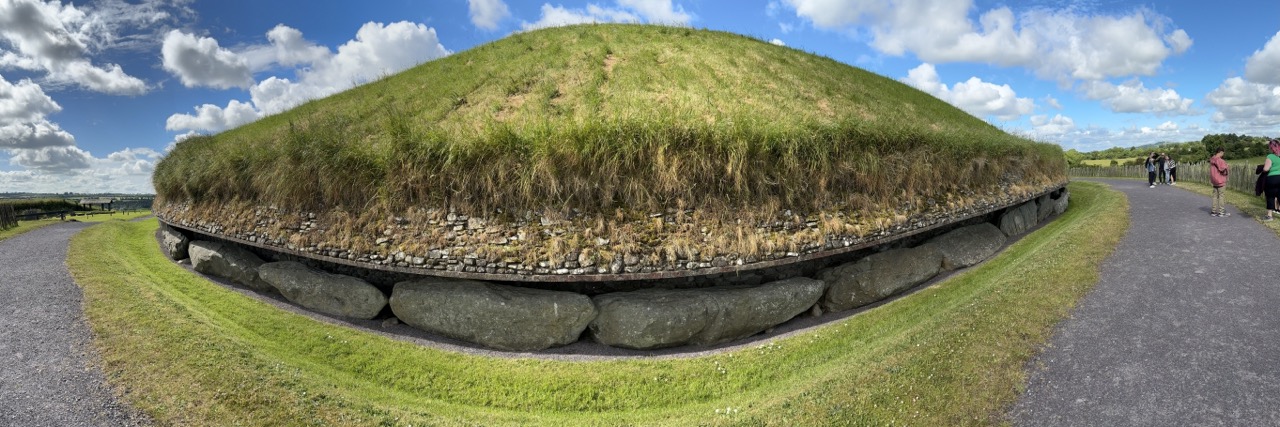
(1011, 179), (1280, 425)
(0, 222), (149, 426)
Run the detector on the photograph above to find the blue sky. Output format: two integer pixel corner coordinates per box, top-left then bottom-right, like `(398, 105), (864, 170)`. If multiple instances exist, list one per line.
(1, 0), (1279, 193)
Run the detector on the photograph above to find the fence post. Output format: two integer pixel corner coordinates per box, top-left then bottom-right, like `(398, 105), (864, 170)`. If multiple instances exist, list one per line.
(0, 204), (15, 231)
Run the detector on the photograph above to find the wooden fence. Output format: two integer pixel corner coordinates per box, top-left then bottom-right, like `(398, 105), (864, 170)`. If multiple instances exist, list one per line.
(0, 204), (14, 231)
(1069, 162), (1261, 195)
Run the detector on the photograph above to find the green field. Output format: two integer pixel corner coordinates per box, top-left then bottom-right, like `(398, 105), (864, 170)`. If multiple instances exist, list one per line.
(68, 182), (1122, 426)
(0, 210), (151, 242)
(1081, 157), (1143, 166)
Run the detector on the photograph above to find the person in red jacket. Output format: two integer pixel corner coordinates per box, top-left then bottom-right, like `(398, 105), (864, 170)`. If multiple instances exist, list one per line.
(1210, 147), (1230, 217)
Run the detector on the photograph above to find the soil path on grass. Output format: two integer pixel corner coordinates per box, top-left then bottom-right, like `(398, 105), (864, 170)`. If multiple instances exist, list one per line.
(1011, 179), (1280, 425)
(0, 222), (149, 427)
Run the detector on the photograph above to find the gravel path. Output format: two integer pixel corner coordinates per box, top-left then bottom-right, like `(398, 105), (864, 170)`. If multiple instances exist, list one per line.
(1011, 179), (1280, 425)
(0, 222), (149, 427)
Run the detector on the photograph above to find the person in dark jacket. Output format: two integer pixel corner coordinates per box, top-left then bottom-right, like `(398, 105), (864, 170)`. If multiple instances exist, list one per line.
(1145, 152), (1157, 188)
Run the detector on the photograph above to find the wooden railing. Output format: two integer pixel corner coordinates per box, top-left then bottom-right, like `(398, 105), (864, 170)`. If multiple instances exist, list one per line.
(1070, 162), (1260, 195)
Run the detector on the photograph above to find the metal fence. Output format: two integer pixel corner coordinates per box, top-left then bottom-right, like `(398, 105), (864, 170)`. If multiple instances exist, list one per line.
(1069, 162), (1260, 195)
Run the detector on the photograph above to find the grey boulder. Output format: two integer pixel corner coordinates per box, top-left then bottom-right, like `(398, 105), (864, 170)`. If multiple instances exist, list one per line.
(998, 200), (1039, 237)
(258, 261), (387, 320)
(159, 224), (189, 261)
(819, 244), (941, 312)
(589, 277), (826, 350)
(189, 240), (272, 292)
(1036, 194), (1055, 222)
(928, 223), (1006, 271)
(1053, 189), (1070, 215)
(389, 279), (596, 351)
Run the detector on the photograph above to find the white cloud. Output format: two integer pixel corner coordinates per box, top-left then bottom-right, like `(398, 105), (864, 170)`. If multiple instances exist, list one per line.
(165, 100), (259, 133)
(161, 30), (252, 89)
(0, 120), (75, 149)
(9, 145), (92, 171)
(1204, 77), (1280, 129)
(1028, 114), (1076, 137)
(0, 0), (149, 95)
(0, 74), (73, 150)
(1044, 95), (1061, 110)
(901, 63), (1035, 121)
(0, 76), (59, 125)
(522, 1), (693, 30)
(241, 25), (330, 71)
(783, 0), (1190, 84)
(1245, 31), (1280, 86)
(468, 0), (512, 31)
(105, 147), (160, 175)
(523, 4), (639, 30)
(1079, 80), (1195, 115)
(166, 22), (451, 133)
(617, 0), (693, 24)
(770, 38), (786, 46)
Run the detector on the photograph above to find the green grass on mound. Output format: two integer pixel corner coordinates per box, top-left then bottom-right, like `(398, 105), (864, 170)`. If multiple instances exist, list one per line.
(154, 24), (1063, 218)
(70, 182), (1121, 426)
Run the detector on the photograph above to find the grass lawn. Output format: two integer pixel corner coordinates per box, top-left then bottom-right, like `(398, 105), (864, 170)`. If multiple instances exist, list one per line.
(0, 210), (151, 242)
(1082, 157), (1142, 166)
(68, 182), (1122, 426)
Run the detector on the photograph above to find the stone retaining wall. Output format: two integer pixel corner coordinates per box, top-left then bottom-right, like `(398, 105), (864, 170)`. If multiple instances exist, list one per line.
(159, 186), (1069, 351)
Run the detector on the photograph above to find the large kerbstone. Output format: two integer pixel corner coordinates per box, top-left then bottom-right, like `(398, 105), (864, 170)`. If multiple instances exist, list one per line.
(390, 279), (597, 351)
(159, 224), (189, 261)
(818, 244), (941, 312)
(928, 223), (1006, 271)
(189, 240), (272, 292)
(998, 200), (1039, 237)
(1036, 194), (1054, 222)
(258, 261), (387, 320)
(589, 277), (826, 350)
(1053, 189), (1070, 215)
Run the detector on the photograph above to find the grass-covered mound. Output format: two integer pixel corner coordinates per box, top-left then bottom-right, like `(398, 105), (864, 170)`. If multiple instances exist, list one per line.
(153, 24), (1065, 271)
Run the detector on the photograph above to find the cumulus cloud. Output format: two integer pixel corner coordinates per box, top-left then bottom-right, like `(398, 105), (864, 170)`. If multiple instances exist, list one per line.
(1029, 114), (1076, 137)
(0, 0), (149, 95)
(617, 0), (693, 24)
(9, 145), (92, 171)
(166, 22), (450, 133)
(105, 147), (160, 175)
(901, 63), (1035, 121)
(522, 0), (692, 30)
(0, 74), (74, 150)
(1204, 77), (1280, 129)
(1080, 80), (1195, 115)
(770, 38), (786, 46)
(161, 30), (253, 89)
(1245, 31), (1280, 86)
(240, 25), (330, 71)
(783, 0), (1190, 84)
(468, 0), (512, 31)
(165, 99), (259, 133)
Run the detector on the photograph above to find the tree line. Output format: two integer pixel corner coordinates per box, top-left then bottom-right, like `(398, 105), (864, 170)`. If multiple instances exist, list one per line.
(1067, 133), (1273, 167)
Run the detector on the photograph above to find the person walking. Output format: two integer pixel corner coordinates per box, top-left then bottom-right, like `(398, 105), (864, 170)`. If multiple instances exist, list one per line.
(1167, 155), (1177, 185)
(1211, 147), (1230, 217)
(1263, 139), (1280, 220)
(1152, 152), (1162, 187)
